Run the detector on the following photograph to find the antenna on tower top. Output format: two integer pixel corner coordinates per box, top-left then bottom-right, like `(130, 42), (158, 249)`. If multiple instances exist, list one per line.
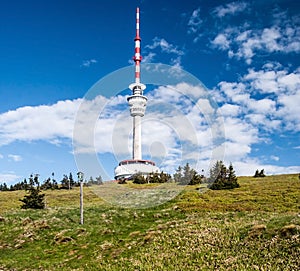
(129, 7), (145, 91)
(135, 7), (141, 41)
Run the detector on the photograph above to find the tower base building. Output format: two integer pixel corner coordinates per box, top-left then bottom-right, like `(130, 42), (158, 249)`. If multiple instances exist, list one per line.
(114, 159), (160, 180)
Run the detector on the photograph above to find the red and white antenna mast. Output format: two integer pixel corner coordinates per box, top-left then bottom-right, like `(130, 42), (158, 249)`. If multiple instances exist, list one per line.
(134, 7), (142, 84)
(129, 7), (146, 92)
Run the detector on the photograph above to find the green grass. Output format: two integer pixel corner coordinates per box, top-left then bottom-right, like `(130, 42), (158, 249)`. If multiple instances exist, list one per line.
(0, 174), (299, 270)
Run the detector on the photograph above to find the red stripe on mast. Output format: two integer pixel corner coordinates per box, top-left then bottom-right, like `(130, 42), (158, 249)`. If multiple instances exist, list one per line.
(133, 7), (142, 83)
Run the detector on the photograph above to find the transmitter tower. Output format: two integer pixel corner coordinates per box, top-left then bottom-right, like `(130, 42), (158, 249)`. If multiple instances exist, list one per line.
(114, 7), (160, 180)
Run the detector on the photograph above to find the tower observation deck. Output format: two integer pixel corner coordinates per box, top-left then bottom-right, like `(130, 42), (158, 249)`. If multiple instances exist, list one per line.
(114, 7), (160, 180)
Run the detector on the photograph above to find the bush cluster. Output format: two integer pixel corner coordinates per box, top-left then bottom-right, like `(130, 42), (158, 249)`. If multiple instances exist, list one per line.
(253, 169), (266, 178)
(131, 172), (171, 184)
(208, 161), (240, 190)
(173, 163), (203, 185)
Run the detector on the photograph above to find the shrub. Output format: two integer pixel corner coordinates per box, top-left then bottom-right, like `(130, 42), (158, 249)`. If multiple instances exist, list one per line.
(132, 174), (147, 184)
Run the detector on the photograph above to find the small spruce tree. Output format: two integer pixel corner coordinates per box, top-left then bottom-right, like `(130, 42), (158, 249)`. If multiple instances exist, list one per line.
(254, 169), (260, 178)
(226, 163), (239, 189)
(173, 166), (183, 183)
(259, 169), (266, 177)
(61, 174), (70, 189)
(95, 175), (103, 185)
(20, 175), (45, 209)
(69, 173), (76, 187)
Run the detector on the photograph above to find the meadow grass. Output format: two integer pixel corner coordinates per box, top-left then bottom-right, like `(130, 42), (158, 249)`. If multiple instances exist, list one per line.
(0, 174), (299, 270)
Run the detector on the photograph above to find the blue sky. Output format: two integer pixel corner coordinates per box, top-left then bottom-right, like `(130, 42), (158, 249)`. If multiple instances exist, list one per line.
(0, 0), (299, 184)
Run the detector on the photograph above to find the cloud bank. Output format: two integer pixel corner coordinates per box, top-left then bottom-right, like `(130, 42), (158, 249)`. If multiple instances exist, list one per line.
(0, 76), (299, 177)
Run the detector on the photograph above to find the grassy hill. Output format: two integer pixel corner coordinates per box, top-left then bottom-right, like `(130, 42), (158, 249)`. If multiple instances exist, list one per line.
(0, 174), (299, 270)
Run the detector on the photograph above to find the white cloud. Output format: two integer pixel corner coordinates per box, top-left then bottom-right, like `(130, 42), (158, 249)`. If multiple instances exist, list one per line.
(210, 6), (300, 64)
(0, 77), (298, 177)
(277, 73), (300, 94)
(243, 66), (300, 95)
(217, 64), (300, 133)
(246, 98), (276, 115)
(146, 37), (184, 56)
(73, 95), (116, 154)
(217, 81), (249, 104)
(189, 3), (247, 43)
(142, 52), (156, 63)
(223, 141), (251, 160)
(270, 155), (279, 161)
(261, 27), (282, 51)
(188, 8), (202, 34)
(211, 33), (230, 50)
(8, 154), (22, 162)
(233, 159), (300, 176)
(0, 173), (20, 184)
(144, 37), (185, 67)
(81, 59), (97, 67)
(213, 2), (248, 18)
(244, 69), (281, 94)
(245, 114), (281, 131)
(211, 62), (300, 175)
(0, 99), (82, 146)
(218, 104), (240, 117)
(223, 117), (258, 145)
(277, 90), (300, 130)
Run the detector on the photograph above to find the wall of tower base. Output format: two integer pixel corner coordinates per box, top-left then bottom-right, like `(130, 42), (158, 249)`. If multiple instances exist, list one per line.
(114, 159), (160, 180)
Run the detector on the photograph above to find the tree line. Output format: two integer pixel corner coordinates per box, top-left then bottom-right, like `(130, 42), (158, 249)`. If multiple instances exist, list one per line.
(6, 160), (240, 210)
(0, 173), (103, 192)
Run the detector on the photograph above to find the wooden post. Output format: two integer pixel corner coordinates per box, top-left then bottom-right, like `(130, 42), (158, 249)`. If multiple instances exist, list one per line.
(80, 181), (84, 225)
(77, 171), (84, 225)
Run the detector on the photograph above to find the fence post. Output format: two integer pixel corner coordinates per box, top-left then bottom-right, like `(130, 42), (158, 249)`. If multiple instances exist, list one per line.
(77, 172), (84, 225)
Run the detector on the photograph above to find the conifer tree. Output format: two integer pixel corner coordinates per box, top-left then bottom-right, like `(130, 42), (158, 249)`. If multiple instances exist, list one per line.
(259, 169), (266, 177)
(174, 163), (202, 185)
(209, 161), (239, 190)
(61, 174), (70, 189)
(69, 173), (76, 187)
(254, 169), (260, 177)
(95, 175), (103, 185)
(227, 163), (239, 189)
(20, 175), (45, 209)
(173, 166), (183, 183)
(0, 183), (9, 191)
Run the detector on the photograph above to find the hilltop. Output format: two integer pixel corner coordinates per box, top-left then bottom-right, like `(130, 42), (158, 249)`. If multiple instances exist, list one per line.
(0, 174), (299, 270)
